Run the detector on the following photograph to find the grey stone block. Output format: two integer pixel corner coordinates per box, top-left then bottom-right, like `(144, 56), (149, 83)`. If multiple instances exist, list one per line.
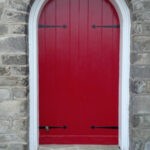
(133, 129), (150, 141)
(133, 36), (150, 51)
(133, 22), (150, 35)
(0, 100), (27, 117)
(131, 66), (150, 78)
(0, 133), (27, 144)
(132, 139), (144, 150)
(0, 24), (27, 35)
(0, 67), (10, 76)
(133, 95), (150, 114)
(7, 144), (27, 150)
(10, 66), (28, 76)
(13, 118), (27, 131)
(0, 36), (27, 52)
(132, 114), (150, 128)
(0, 24), (8, 35)
(132, 1), (150, 12)
(146, 81), (150, 91)
(0, 77), (28, 86)
(145, 141), (150, 150)
(2, 55), (27, 65)
(0, 144), (7, 149)
(7, 0), (30, 12)
(130, 79), (146, 94)
(12, 88), (28, 99)
(0, 117), (27, 133)
(1, 9), (27, 23)
(0, 89), (11, 100)
(0, 144), (27, 150)
(131, 53), (150, 65)
(9, 24), (27, 34)
(0, 2), (4, 19)
(133, 11), (150, 21)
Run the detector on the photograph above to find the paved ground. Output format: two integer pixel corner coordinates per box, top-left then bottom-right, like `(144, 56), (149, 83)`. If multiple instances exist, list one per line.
(39, 145), (119, 150)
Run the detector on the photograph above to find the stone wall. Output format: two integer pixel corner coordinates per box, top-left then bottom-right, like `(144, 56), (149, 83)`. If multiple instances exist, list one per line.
(0, 0), (150, 150)
(0, 0), (31, 149)
(130, 0), (150, 150)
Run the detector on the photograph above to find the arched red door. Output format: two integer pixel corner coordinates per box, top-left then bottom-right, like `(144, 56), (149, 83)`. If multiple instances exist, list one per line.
(38, 0), (120, 145)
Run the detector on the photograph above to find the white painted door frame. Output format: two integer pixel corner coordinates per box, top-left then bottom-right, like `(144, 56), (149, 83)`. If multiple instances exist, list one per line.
(29, 0), (131, 150)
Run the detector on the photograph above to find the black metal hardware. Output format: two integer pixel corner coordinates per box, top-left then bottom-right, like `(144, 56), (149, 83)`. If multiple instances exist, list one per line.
(39, 125), (67, 131)
(38, 24), (67, 28)
(91, 125), (118, 129)
(92, 24), (120, 29)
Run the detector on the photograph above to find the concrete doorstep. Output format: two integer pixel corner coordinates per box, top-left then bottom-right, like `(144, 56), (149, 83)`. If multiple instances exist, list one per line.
(39, 145), (119, 150)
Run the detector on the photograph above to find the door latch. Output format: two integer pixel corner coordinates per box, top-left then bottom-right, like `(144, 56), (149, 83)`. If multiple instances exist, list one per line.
(39, 125), (67, 131)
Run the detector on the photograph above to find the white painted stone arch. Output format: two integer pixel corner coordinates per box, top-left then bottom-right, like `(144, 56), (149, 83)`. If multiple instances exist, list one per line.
(29, 0), (131, 150)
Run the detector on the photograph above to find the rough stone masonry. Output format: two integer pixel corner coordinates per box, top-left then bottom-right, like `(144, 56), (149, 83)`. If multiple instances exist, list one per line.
(0, 0), (150, 150)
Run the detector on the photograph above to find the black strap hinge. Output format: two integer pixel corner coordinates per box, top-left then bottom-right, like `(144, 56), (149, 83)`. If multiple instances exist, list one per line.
(92, 24), (120, 29)
(91, 125), (118, 129)
(38, 24), (67, 28)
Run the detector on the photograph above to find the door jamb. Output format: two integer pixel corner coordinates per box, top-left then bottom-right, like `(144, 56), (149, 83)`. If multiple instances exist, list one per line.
(29, 0), (131, 149)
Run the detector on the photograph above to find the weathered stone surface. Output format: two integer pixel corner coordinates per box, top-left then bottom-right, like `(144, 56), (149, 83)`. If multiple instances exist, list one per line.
(133, 22), (150, 35)
(0, 133), (27, 144)
(0, 100), (27, 117)
(132, 139), (144, 150)
(0, 77), (28, 86)
(0, 24), (8, 35)
(0, 2), (4, 19)
(13, 118), (27, 131)
(0, 36), (27, 52)
(7, 144), (27, 150)
(131, 53), (150, 65)
(7, 0), (31, 12)
(145, 141), (150, 150)
(132, 114), (150, 128)
(147, 81), (150, 93)
(1, 9), (27, 23)
(10, 24), (27, 34)
(2, 55), (27, 65)
(0, 117), (27, 133)
(130, 79), (146, 94)
(131, 66), (150, 78)
(0, 89), (11, 100)
(133, 129), (150, 140)
(0, 144), (27, 150)
(132, 129), (150, 150)
(10, 66), (28, 76)
(12, 88), (27, 99)
(0, 67), (10, 76)
(133, 95), (150, 114)
(133, 12), (150, 21)
(0, 24), (27, 35)
(132, 1), (150, 12)
(0, 144), (7, 149)
(132, 36), (150, 51)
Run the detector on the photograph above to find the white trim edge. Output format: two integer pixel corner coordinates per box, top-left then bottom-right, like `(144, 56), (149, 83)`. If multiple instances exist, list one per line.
(29, 0), (131, 150)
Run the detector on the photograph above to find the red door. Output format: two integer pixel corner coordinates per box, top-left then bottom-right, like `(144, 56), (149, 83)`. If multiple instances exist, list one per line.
(39, 0), (120, 145)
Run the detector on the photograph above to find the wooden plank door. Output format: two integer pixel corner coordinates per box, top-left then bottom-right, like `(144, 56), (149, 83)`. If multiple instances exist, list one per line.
(38, 0), (120, 145)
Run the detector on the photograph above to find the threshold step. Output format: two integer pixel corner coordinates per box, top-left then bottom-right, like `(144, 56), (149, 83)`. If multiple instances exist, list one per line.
(39, 145), (119, 150)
